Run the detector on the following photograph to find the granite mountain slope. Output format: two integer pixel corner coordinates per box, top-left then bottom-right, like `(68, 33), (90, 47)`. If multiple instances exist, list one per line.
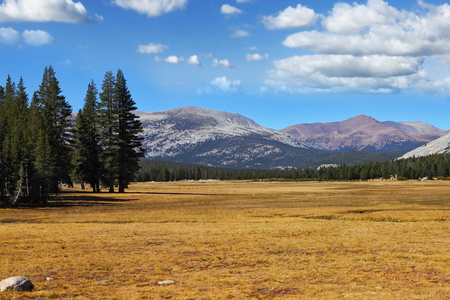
(136, 107), (324, 168)
(398, 132), (450, 160)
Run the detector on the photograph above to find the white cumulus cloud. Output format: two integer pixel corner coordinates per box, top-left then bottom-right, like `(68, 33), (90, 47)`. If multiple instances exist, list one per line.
(138, 43), (168, 54)
(246, 53), (269, 61)
(271, 55), (424, 80)
(165, 55), (184, 63)
(0, 27), (19, 45)
(322, 0), (402, 33)
(210, 76), (241, 92)
(212, 58), (233, 68)
(0, 0), (96, 23)
(267, 0), (450, 94)
(188, 55), (201, 66)
(221, 4), (242, 15)
(113, 0), (187, 17)
(22, 29), (53, 46)
(263, 4), (317, 30)
(231, 29), (250, 38)
(283, 0), (450, 57)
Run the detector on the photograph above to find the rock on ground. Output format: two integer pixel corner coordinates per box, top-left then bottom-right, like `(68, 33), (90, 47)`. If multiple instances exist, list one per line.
(0, 276), (34, 292)
(157, 280), (175, 285)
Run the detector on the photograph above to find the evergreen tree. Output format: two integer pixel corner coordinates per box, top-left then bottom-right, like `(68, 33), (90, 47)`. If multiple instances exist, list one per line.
(1, 76), (17, 201)
(73, 81), (102, 192)
(99, 71), (119, 192)
(9, 78), (30, 205)
(0, 85), (4, 201)
(35, 66), (72, 192)
(27, 92), (47, 204)
(115, 70), (144, 193)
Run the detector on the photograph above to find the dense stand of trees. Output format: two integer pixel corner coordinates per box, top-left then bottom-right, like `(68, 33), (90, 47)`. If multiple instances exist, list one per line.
(138, 154), (450, 182)
(0, 67), (143, 206)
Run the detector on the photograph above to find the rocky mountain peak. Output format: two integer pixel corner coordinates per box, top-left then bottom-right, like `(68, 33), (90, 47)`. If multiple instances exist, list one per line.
(281, 115), (447, 152)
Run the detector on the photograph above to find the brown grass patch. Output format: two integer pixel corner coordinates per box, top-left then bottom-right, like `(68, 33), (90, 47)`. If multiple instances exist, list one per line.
(0, 180), (449, 299)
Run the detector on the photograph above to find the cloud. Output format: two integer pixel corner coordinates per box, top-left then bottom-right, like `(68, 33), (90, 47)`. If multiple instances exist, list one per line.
(271, 55), (423, 79)
(221, 4), (242, 15)
(0, 27), (19, 45)
(267, 55), (431, 93)
(113, 0), (187, 17)
(322, 0), (402, 34)
(0, 0), (96, 23)
(231, 29), (250, 38)
(263, 4), (317, 30)
(236, 0), (250, 3)
(212, 58), (233, 68)
(210, 76), (241, 92)
(283, 0), (450, 57)
(138, 43), (168, 54)
(266, 0), (450, 94)
(246, 53), (269, 61)
(188, 55), (201, 66)
(22, 29), (53, 46)
(165, 55), (184, 63)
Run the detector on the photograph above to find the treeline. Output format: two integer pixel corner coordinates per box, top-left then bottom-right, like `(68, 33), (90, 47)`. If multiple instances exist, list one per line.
(317, 154), (450, 180)
(137, 160), (316, 181)
(0, 66), (143, 206)
(138, 153), (450, 182)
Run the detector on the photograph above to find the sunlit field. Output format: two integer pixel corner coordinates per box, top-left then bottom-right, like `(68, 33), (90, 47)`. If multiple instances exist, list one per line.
(0, 180), (449, 299)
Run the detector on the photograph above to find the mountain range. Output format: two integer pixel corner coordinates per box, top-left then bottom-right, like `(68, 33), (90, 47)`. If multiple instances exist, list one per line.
(136, 107), (448, 169)
(281, 115), (447, 152)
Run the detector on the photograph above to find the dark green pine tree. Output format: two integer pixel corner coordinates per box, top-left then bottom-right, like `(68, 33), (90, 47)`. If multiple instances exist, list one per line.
(115, 70), (144, 193)
(1, 76), (17, 201)
(9, 77), (30, 205)
(0, 83), (5, 202)
(99, 71), (119, 192)
(35, 66), (72, 192)
(73, 81), (102, 192)
(27, 92), (50, 204)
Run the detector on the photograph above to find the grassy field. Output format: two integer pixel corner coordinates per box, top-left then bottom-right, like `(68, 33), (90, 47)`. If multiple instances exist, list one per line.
(0, 180), (449, 299)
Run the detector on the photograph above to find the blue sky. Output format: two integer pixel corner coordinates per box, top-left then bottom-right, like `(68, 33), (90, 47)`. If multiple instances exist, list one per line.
(1, 0), (450, 130)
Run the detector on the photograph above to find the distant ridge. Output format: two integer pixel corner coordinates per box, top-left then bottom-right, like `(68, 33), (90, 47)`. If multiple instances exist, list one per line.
(133, 106), (447, 169)
(282, 115), (448, 153)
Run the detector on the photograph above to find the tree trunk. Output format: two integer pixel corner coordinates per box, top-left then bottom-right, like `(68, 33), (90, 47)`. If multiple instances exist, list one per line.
(109, 175), (115, 193)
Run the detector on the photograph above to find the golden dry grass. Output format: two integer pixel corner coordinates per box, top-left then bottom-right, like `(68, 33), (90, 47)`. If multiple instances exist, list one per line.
(0, 180), (449, 299)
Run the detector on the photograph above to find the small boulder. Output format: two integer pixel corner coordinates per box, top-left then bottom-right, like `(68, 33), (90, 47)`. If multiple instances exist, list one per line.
(158, 280), (175, 286)
(0, 276), (34, 292)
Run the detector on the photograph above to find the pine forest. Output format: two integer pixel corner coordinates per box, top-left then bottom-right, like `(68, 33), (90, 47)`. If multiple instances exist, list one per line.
(0, 66), (144, 206)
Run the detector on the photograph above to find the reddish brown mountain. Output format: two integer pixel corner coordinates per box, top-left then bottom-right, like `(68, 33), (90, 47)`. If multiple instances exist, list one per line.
(282, 115), (448, 152)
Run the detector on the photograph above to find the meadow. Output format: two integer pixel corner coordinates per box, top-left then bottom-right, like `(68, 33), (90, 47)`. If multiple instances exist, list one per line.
(0, 180), (449, 299)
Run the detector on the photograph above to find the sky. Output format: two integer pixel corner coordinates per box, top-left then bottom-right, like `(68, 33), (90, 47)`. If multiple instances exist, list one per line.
(1, 0), (450, 130)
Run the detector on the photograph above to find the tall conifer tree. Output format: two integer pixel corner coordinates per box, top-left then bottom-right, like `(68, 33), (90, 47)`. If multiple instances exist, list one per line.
(99, 71), (119, 192)
(35, 66), (72, 192)
(0, 85), (4, 201)
(27, 92), (48, 203)
(115, 70), (144, 193)
(73, 81), (102, 192)
(9, 78), (29, 204)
